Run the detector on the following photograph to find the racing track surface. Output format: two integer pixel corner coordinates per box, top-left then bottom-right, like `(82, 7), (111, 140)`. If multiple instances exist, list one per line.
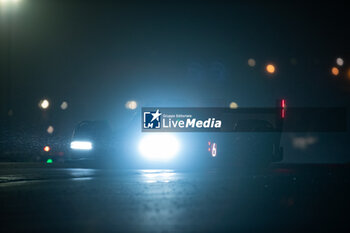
(1, 162), (350, 232)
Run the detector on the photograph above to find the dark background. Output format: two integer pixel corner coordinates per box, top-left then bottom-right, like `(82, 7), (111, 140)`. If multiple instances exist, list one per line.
(0, 0), (349, 162)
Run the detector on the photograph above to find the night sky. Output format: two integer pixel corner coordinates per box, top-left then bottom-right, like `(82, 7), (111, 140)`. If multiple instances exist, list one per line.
(1, 1), (349, 162)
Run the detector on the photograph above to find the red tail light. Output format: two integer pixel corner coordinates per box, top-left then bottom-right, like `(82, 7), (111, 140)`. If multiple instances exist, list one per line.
(281, 99), (286, 119)
(44, 146), (50, 152)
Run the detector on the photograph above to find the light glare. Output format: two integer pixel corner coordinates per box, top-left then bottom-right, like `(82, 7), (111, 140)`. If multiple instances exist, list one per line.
(138, 133), (180, 161)
(44, 146), (50, 152)
(125, 100), (137, 110)
(39, 99), (50, 109)
(0, 0), (20, 5)
(70, 141), (93, 150)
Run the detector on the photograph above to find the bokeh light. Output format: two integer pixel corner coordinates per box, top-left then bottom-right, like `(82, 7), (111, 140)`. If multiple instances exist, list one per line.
(44, 146), (50, 152)
(331, 67), (339, 76)
(60, 101), (68, 110)
(125, 100), (137, 110)
(229, 102), (238, 109)
(336, 58), (344, 66)
(39, 99), (50, 109)
(266, 64), (276, 74)
(47, 126), (54, 134)
(247, 58), (256, 67)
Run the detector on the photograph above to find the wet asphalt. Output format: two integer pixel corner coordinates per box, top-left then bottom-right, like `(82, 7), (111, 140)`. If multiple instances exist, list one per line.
(1, 163), (350, 233)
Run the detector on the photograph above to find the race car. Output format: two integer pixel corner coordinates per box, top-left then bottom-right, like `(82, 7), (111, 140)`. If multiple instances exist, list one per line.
(205, 100), (285, 168)
(68, 120), (115, 162)
(68, 100), (285, 169)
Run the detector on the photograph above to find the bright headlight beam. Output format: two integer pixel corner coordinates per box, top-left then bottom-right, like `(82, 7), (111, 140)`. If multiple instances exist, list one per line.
(70, 141), (92, 150)
(138, 133), (180, 161)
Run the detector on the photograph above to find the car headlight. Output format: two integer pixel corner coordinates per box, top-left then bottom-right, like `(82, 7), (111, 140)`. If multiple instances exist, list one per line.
(70, 141), (93, 150)
(138, 133), (180, 161)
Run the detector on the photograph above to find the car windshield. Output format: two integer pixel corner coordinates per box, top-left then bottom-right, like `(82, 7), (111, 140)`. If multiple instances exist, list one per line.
(0, 1), (349, 233)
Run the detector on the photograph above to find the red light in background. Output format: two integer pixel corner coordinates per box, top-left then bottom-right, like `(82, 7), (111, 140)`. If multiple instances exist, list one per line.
(281, 99), (286, 119)
(44, 146), (50, 152)
(281, 99), (286, 109)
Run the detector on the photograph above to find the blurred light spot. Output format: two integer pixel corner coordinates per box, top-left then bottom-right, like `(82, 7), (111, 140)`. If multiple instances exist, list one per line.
(39, 99), (50, 109)
(247, 58), (256, 67)
(125, 100), (137, 110)
(347, 68), (350, 79)
(44, 146), (51, 152)
(331, 67), (339, 76)
(336, 57), (344, 66)
(292, 136), (318, 150)
(47, 126), (54, 134)
(229, 102), (238, 109)
(46, 158), (53, 164)
(60, 101), (68, 110)
(266, 64), (276, 74)
(7, 109), (13, 116)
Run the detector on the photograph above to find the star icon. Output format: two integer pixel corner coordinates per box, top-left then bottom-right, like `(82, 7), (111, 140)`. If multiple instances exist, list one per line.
(151, 109), (162, 122)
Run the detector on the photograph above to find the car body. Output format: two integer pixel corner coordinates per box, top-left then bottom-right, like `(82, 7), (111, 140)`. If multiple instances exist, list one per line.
(68, 120), (114, 161)
(68, 101), (285, 169)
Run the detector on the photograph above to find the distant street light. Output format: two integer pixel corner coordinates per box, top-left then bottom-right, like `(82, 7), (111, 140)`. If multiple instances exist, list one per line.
(266, 64), (276, 74)
(39, 99), (50, 110)
(248, 58), (256, 67)
(47, 126), (54, 134)
(336, 58), (344, 66)
(331, 67), (339, 76)
(125, 100), (137, 110)
(60, 101), (68, 110)
(229, 102), (238, 109)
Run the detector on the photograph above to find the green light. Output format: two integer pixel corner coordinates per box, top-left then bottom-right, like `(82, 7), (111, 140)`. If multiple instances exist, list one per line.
(46, 159), (53, 164)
